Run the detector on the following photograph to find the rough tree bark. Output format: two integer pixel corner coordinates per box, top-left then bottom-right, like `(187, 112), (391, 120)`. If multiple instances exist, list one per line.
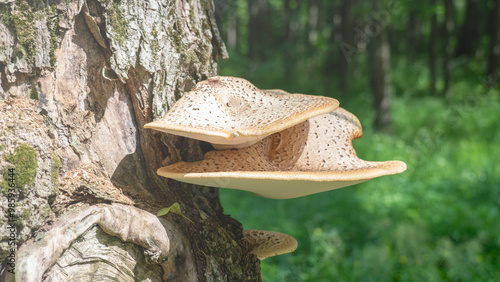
(0, 0), (260, 281)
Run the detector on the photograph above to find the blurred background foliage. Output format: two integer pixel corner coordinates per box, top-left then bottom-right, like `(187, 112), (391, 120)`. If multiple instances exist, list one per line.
(214, 0), (500, 280)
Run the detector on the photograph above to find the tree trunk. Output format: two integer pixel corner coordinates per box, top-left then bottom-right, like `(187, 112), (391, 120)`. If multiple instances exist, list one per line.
(407, 8), (419, 57)
(283, 0), (292, 79)
(306, 0), (319, 47)
(442, 0), (454, 98)
(226, 12), (238, 50)
(487, 0), (500, 84)
(338, 0), (353, 96)
(455, 0), (481, 58)
(0, 0), (259, 281)
(368, 0), (392, 133)
(429, 3), (438, 96)
(247, 0), (269, 61)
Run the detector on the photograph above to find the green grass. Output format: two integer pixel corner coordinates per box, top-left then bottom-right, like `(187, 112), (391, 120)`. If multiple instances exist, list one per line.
(219, 59), (500, 280)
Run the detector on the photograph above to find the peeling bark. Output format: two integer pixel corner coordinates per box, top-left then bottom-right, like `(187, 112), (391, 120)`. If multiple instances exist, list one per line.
(0, 0), (260, 281)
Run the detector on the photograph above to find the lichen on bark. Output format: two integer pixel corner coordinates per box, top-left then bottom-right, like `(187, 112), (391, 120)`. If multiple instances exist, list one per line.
(4, 1), (35, 62)
(0, 0), (68, 75)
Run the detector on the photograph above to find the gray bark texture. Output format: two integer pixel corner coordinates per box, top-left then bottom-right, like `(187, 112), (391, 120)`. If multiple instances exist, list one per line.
(0, 0), (260, 281)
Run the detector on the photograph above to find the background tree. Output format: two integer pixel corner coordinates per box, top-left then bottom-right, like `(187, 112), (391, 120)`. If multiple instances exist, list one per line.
(455, 0), (482, 58)
(429, 0), (438, 96)
(368, 0), (392, 133)
(487, 0), (500, 83)
(442, 0), (455, 98)
(337, 0), (354, 95)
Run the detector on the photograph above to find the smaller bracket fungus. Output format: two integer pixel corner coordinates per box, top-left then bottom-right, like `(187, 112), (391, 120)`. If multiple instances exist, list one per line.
(156, 108), (407, 199)
(144, 76), (339, 149)
(241, 230), (298, 260)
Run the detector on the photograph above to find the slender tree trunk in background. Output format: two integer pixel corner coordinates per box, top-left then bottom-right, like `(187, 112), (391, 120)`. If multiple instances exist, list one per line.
(442, 0), (454, 98)
(368, 1), (392, 133)
(315, 0), (325, 41)
(429, 4), (438, 96)
(338, 0), (353, 96)
(307, 0), (319, 46)
(226, 12), (238, 50)
(283, 0), (291, 38)
(455, 0), (481, 58)
(0, 0), (259, 281)
(283, 0), (293, 79)
(407, 9), (419, 57)
(214, 0), (239, 51)
(247, 0), (269, 61)
(487, 0), (500, 84)
(248, 0), (257, 60)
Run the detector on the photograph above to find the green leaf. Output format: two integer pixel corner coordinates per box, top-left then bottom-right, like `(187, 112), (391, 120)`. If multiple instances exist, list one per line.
(157, 202), (194, 224)
(157, 207), (171, 217)
(168, 203), (180, 214)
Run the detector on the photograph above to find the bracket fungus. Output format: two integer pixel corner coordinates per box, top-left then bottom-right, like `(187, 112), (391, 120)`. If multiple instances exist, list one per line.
(242, 230), (298, 260)
(156, 107), (406, 199)
(144, 76), (339, 149)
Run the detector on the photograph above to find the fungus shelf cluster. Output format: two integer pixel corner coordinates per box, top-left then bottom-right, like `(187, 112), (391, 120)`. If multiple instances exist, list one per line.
(145, 76), (406, 259)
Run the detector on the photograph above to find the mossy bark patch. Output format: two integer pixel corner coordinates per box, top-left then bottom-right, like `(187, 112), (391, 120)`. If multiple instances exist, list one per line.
(106, 1), (129, 46)
(5, 143), (38, 188)
(0, 165), (14, 194)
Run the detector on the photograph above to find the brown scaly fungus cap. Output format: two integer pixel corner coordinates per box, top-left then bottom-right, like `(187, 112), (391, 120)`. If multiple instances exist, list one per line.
(156, 107), (407, 199)
(144, 76), (339, 149)
(241, 230), (298, 260)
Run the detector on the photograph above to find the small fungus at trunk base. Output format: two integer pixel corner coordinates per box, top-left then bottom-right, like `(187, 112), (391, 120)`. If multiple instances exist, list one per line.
(241, 230), (298, 260)
(144, 76), (339, 149)
(156, 107), (406, 199)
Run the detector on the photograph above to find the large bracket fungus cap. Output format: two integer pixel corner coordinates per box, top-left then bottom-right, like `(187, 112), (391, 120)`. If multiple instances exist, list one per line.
(156, 108), (407, 199)
(144, 76), (339, 149)
(242, 230), (298, 260)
